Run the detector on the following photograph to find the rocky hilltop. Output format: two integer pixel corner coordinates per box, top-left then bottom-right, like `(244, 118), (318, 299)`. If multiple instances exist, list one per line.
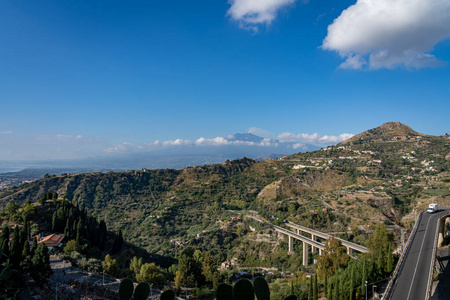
(343, 121), (427, 144)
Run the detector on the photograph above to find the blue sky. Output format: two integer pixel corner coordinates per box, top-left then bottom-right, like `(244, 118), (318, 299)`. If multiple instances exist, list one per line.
(0, 0), (449, 161)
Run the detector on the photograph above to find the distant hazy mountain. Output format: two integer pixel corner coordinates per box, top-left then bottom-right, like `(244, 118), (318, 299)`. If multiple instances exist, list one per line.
(0, 133), (321, 173)
(228, 133), (266, 143)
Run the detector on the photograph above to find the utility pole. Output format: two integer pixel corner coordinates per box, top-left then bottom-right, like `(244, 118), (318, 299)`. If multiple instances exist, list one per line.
(365, 281), (368, 300)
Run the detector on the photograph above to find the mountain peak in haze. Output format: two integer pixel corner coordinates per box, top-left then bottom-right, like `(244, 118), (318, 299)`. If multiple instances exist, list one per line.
(229, 133), (266, 143)
(343, 121), (426, 144)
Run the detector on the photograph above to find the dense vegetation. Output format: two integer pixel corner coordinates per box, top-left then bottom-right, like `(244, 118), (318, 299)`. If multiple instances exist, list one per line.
(0, 122), (449, 299)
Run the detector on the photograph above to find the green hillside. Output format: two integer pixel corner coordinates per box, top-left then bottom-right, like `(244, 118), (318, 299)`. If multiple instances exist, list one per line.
(1, 122), (449, 270)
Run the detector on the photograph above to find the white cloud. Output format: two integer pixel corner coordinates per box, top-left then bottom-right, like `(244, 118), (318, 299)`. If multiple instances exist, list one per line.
(195, 137), (231, 146)
(277, 132), (321, 143)
(277, 132), (354, 144)
(105, 135), (280, 153)
(292, 143), (306, 150)
(1, 131), (13, 134)
(227, 0), (297, 31)
(322, 0), (450, 69)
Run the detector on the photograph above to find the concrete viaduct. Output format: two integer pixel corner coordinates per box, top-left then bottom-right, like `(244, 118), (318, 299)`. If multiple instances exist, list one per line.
(272, 221), (368, 267)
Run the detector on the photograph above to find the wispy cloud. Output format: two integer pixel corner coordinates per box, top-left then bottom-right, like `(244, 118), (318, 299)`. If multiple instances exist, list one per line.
(1, 131), (13, 134)
(322, 0), (450, 69)
(36, 134), (94, 143)
(227, 0), (297, 31)
(247, 127), (271, 138)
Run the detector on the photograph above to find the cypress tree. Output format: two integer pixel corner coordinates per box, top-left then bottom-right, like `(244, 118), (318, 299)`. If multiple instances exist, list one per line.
(349, 264), (354, 300)
(30, 237), (38, 257)
(22, 217), (29, 240)
(309, 275), (313, 300)
(334, 277), (339, 300)
(10, 226), (21, 269)
(377, 250), (383, 273)
(52, 211), (58, 232)
(324, 269), (328, 296)
(0, 225), (9, 245)
(360, 259), (367, 296)
(387, 244), (393, 273)
(327, 280), (332, 300)
(22, 238), (29, 258)
(76, 218), (83, 243)
(0, 226), (10, 262)
(313, 274), (318, 300)
(31, 243), (53, 286)
(64, 219), (71, 239)
(112, 229), (124, 255)
(98, 220), (107, 250)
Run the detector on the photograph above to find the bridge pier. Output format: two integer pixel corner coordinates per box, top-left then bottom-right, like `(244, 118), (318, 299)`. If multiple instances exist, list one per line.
(319, 248), (323, 256)
(303, 242), (309, 267)
(289, 236), (294, 253)
(438, 218), (445, 247)
(346, 246), (353, 256)
(311, 234), (316, 253)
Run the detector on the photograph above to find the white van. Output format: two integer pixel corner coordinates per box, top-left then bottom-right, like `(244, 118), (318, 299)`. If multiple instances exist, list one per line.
(427, 203), (438, 213)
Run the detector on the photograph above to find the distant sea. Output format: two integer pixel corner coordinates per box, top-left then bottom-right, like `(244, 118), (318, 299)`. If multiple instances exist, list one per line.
(0, 167), (24, 174)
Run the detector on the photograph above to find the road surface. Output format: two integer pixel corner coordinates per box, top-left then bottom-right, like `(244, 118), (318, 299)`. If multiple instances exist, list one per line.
(390, 210), (446, 300)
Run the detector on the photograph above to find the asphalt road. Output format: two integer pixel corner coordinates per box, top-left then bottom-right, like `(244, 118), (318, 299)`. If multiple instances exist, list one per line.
(390, 210), (445, 300)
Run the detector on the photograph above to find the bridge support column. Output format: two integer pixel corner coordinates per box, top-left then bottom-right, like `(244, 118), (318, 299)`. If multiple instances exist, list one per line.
(311, 234), (316, 253)
(319, 248), (323, 256)
(346, 246), (352, 256)
(303, 242), (309, 267)
(289, 236), (294, 253)
(438, 219), (445, 247)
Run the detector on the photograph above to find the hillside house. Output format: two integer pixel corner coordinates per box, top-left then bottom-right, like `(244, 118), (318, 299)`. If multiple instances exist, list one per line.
(38, 233), (64, 249)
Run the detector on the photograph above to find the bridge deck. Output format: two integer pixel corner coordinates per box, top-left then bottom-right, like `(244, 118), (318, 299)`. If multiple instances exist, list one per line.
(390, 211), (444, 300)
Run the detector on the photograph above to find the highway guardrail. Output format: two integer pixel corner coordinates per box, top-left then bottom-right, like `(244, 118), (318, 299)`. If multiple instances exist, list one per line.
(426, 210), (450, 300)
(382, 211), (423, 300)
